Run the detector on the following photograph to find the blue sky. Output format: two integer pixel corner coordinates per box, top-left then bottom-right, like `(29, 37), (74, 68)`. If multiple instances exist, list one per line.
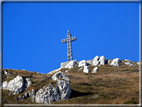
(3, 3), (139, 74)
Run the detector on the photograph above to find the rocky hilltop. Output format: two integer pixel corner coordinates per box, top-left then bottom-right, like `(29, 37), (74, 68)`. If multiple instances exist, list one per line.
(2, 56), (140, 104)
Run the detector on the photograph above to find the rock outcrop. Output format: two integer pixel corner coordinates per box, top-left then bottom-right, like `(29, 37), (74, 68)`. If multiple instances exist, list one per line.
(78, 60), (87, 67)
(93, 56), (100, 66)
(124, 61), (134, 66)
(4, 70), (10, 75)
(3, 75), (24, 94)
(99, 56), (106, 65)
(35, 71), (71, 104)
(110, 58), (121, 67)
(25, 78), (32, 88)
(93, 56), (105, 66)
(65, 60), (77, 69)
(83, 66), (90, 73)
(92, 67), (98, 73)
(2, 75), (32, 95)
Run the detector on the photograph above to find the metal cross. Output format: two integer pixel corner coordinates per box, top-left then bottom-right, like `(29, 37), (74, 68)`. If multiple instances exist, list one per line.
(61, 30), (77, 61)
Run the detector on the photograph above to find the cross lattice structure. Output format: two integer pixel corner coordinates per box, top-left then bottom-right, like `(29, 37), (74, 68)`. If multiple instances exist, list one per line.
(61, 30), (77, 61)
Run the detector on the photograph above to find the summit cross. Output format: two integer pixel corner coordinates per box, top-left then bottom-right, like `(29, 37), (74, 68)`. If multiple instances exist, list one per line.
(61, 30), (77, 61)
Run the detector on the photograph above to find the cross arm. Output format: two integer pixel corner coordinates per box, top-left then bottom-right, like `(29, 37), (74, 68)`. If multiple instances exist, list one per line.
(71, 36), (77, 41)
(61, 39), (67, 43)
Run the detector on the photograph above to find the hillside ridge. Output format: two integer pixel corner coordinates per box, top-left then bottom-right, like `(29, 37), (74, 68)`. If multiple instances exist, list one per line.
(1, 55), (140, 104)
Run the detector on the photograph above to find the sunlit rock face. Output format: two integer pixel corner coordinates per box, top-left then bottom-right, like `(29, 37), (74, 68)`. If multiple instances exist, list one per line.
(124, 61), (134, 66)
(99, 56), (106, 65)
(65, 60), (77, 69)
(92, 67), (98, 73)
(83, 66), (90, 73)
(93, 56), (106, 66)
(110, 58), (121, 67)
(3, 75), (24, 94)
(78, 60), (87, 67)
(35, 71), (71, 104)
(2, 75), (32, 95)
(93, 56), (100, 66)
(25, 78), (32, 88)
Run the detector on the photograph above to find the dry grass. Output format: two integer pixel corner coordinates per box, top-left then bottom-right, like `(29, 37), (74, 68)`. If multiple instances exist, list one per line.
(2, 62), (139, 104)
(53, 64), (139, 104)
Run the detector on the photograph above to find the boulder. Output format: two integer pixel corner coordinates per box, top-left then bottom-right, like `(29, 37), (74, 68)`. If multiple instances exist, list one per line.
(57, 79), (71, 100)
(4, 70), (10, 75)
(26, 78), (32, 88)
(110, 58), (120, 67)
(93, 56), (100, 66)
(65, 60), (77, 69)
(78, 60), (87, 67)
(99, 56), (106, 65)
(61, 61), (70, 69)
(83, 66), (90, 73)
(2, 81), (8, 89)
(65, 70), (69, 72)
(31, 89), (36, 102)
(35, 71), (71, 104)
(93, 56), (106, 66)
(124, 61), (134, 66)
(92, 67), (98, 73)
(2, 75), (29, 95)
(137, 62), (140, 65)
(52, 71), (70, 81)
(7, 75), (24, 94)
(35, 85), (55, 104)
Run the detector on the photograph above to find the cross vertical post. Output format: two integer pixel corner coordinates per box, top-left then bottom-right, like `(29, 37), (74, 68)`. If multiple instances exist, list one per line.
(61, 30), (77, 61)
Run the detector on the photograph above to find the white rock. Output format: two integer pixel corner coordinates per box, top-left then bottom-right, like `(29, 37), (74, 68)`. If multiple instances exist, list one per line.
(52, 71), (69, 81)
(57, 80), (71, 100)
(78, 60), (86, 67)
(2, 81), (8, 89)
(130, 63), (134, 66)
(93, 56), (100, 66)
(92, 67), (98, 73)
(4, 70), (10, 75)
(26, 78), (32, 88)
(52, 71), (71, 100)
(124, 61), (134, 66)
(61, 61), (70, 68)
(137, 62), (141, 65)
(65, 60), (77, 69)
(124, 61), (130, 65)
(35, 72), (71, 104)
(2, 75), (24, 94)
(110, 58), (120, 67)
(83, 66), (90, 73)
(38, 89), (44, 94)
(99, 56), (106, 65)
(65, 70), (68, 72)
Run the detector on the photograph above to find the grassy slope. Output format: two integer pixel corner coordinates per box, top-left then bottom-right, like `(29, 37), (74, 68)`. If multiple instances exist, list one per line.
(2, 62), (139, 104)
